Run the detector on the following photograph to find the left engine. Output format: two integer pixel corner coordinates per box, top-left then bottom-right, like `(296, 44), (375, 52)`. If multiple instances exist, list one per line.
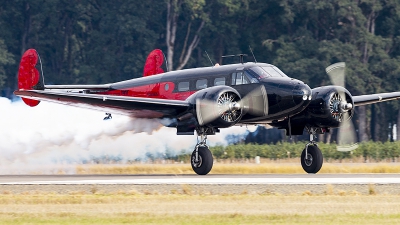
(186, 86), (243, 128)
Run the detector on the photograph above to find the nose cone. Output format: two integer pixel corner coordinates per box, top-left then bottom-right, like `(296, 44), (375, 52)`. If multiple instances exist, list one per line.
(293, 83), (312, 105)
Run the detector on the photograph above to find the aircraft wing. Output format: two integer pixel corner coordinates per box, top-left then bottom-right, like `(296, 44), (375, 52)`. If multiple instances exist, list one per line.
(14, 89), (190, 118)
(353, 91), (400, 106)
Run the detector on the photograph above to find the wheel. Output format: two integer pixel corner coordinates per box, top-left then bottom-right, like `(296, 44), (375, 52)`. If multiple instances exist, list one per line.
(191, 146), (213, 175)
(301, 145), (323, 174)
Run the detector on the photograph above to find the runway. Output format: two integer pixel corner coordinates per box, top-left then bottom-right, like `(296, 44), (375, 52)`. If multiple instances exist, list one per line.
(0, 174), (399, 185)
(1, 174), (400, 195)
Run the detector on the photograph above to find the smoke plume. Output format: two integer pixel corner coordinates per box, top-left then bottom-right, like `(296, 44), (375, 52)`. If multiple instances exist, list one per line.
(0, 97), (256, 174)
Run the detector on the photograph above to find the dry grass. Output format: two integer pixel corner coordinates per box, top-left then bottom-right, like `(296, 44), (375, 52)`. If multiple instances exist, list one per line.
(0, 193), (399, 224)
(76, 163), (400, 174)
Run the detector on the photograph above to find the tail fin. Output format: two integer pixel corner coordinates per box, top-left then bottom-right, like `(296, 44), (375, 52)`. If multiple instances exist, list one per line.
(17, 49), (44, 107)
(143, 49), (164, 77)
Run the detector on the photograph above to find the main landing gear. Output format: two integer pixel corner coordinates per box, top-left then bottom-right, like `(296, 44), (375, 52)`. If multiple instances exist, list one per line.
(191, 132), (213, 175)
(301, 128), (323, 174)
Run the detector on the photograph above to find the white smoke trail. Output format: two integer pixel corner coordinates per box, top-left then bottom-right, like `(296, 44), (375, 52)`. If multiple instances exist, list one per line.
(0, 97), (256, 174)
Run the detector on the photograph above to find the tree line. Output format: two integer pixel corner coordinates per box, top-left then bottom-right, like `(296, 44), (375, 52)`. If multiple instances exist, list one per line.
(171, 142), (400, 163)
(0, 0), (400, 144)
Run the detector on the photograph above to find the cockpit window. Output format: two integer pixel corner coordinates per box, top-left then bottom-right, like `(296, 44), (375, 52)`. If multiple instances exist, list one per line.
(248, 66), (288, 78)
(231, 72), (249, 85)
(248, 67), (270, 78)
(245, 71), (259, 83)
(272, 66), (287, 77)
(262, 66), (287, 77)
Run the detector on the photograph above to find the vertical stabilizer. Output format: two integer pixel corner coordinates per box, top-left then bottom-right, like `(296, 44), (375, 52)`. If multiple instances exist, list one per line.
(143, 49), (164, 77)
(17, 49), (43, 107)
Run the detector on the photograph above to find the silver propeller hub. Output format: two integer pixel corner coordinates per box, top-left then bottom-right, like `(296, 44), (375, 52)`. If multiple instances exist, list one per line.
(229, 102), (241, 111)
(340, 102), (353, 111)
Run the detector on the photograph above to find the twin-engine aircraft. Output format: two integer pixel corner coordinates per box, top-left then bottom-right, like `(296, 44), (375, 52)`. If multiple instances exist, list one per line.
(15, 49), (400, 175)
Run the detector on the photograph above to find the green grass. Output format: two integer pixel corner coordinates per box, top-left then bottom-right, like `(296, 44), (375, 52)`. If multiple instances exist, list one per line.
(75, 163), (400, 174)
(1, 213), (399, 225)
(0, 194), (399, 224)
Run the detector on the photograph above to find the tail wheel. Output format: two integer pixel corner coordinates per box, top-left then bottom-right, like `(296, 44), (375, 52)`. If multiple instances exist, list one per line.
(191, 146), (213, 175)
(301, 145), (323, 174)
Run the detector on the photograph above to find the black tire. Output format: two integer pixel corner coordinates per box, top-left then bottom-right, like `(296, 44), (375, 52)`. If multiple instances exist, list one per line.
(191, 146), (213, 175)
(301, 145), (323, 174)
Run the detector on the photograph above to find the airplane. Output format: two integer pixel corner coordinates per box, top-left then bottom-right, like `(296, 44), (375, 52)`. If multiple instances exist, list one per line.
(14, 48), (400, 175)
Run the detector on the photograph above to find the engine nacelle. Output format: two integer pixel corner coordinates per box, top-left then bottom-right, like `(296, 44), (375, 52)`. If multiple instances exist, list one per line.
(300, 86), (354, 128)
(187, 86), (243, 128)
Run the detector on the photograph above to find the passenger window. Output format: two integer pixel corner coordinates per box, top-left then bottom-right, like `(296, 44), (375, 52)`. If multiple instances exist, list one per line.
(196, 79), (208, 89)
(214, 77), (225, 86)
(232, 72), (249, 85)
(178, 81), (190, 91)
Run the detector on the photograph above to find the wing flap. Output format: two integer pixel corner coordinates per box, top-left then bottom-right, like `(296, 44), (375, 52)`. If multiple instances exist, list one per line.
(14, 90), (189, 118)
(353, 92), (400, 106)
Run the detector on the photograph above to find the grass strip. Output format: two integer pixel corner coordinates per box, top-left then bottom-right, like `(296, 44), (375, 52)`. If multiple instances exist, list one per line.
(75, 163), (400, 174)
(0, 213), (399, 225)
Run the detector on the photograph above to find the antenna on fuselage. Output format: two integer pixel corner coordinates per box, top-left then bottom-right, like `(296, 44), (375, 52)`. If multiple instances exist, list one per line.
(249, 46), (257, 63)
(204, 51), (214, 66)
(162, 51), (169, 72)
(238, 54), (246, 64)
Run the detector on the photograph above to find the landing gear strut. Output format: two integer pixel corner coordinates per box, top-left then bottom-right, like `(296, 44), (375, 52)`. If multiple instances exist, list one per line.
(301, 128), (323, 174)
(191, 132), (213, 175)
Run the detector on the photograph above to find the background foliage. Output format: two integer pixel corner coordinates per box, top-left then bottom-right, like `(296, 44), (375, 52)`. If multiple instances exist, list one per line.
(173, 142), (400, 162)
(1, 0), (400, 144)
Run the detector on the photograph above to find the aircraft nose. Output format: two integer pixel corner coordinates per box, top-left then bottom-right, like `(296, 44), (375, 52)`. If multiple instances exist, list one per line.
(293, 83), (312, 104)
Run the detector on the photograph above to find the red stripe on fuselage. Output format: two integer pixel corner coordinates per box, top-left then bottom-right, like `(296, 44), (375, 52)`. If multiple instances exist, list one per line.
(99, 82), (195, 101)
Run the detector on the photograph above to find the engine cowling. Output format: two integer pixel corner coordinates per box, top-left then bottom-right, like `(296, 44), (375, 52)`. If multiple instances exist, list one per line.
(187, 86), (243, 128)
(302, 86), (354, 128)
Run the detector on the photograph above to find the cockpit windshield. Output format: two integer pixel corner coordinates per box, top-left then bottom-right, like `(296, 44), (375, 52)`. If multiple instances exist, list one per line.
(248, 66), (288, 79)
(270, 66), (287, 77)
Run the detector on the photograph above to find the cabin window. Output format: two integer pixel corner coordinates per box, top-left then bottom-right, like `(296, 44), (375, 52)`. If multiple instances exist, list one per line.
(164, 83), (169, 91)
(178, 81), (190, 91)
(231, 72), (249, 85)
(196, 79), (208, 89)
(214, 77), (225, 86)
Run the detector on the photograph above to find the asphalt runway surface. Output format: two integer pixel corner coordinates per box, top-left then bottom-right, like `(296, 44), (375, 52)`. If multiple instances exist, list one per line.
(1, 174), (400, 195)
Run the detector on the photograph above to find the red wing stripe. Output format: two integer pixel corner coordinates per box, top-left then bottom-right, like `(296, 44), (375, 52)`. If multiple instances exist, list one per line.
(15, 90), (190, 107)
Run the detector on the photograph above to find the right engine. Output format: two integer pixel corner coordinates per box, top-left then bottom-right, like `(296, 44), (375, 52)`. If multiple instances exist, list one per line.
(299, 86), (354, 128)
